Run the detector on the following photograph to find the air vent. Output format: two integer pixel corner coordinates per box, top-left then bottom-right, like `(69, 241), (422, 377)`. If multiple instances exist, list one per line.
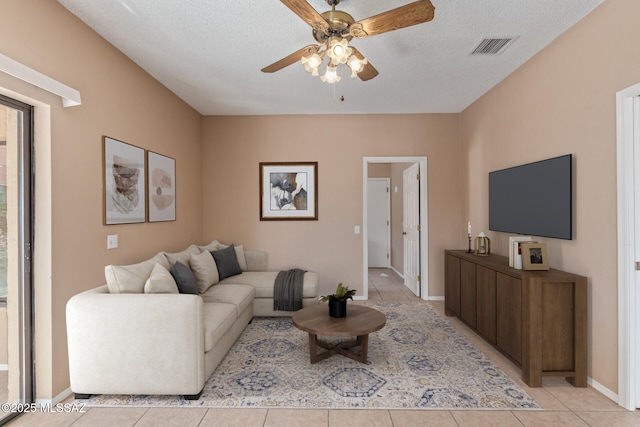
(471, 37), (516, 55)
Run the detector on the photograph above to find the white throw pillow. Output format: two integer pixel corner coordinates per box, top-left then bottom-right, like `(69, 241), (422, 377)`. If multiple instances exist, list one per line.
(144, 263), (179, 294)
(162, 244), (200, 267)
(189, 251), (220, 293)
(105, 253), (169, 293)
(197, 239), (224, 252)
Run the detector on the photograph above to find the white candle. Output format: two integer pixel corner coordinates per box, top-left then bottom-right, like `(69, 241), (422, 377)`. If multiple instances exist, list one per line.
(467, 221), (471, 236)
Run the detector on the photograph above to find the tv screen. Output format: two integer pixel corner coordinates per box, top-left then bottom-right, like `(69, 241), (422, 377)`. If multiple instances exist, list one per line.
(489, 154), (572, 240)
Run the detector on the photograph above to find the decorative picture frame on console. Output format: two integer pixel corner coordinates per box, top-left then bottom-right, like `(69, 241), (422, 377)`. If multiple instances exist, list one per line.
(521, 242), (550, 270)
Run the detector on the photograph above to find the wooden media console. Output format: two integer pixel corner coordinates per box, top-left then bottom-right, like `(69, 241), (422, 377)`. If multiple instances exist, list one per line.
(444, 250), (587, 388)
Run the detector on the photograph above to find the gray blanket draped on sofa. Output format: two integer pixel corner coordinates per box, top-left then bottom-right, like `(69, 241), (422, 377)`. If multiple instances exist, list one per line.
(273, 268), (305, 311)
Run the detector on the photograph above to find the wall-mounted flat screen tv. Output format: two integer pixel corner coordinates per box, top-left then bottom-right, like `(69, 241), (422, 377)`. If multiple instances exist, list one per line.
(489, 154), (572, 240)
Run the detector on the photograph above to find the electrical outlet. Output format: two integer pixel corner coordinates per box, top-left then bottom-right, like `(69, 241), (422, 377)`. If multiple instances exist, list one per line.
(354, 225), (360, 234)
(107, 234), (118, 249)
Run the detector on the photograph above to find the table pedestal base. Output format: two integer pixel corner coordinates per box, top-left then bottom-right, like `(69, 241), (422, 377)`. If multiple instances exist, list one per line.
(308, 333), (369, 364)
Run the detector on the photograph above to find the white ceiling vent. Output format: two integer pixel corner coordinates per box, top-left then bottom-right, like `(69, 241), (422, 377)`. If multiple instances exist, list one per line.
(471, 37), (517, 55)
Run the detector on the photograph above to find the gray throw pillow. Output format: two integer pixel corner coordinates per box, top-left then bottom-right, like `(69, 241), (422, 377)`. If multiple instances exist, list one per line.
(169, 261), (199, 295)
(211, 245), (242, 280)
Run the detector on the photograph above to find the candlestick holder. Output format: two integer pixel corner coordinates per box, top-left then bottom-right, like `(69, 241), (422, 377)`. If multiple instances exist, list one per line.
(467, 235), (473, 253)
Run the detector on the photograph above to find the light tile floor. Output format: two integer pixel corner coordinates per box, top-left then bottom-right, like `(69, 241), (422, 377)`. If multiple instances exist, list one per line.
(6, 268), (639, 426)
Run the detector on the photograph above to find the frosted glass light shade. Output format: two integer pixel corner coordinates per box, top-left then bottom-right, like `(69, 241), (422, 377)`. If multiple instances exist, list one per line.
(320, 65), (341, 84)
(347, 55), (367, 78)
(327, 38), (352, 65)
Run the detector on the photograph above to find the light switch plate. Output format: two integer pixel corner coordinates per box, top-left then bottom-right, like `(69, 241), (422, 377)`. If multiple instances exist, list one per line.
(354, 225), (360, 234)
(107, 234), (118, 249)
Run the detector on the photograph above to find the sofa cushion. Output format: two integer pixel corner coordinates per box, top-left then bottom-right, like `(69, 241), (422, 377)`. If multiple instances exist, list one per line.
(220, 244), (248, 271)
(189, 251), (219, 293)
(211, 245), (242, 280)
(197, 239), (224, 252)
(200, 284), (255, 317)
(163, 245), (200, 268)
(203, 241), (248, 271)
(170, 262), (199, 295)
(144, 263), (179, 294)
(105, 252), (169, 293)
(202, 302), (237, 353)
(218, 271), (318, 299)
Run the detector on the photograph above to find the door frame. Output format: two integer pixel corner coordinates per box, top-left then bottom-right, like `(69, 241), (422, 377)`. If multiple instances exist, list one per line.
(0, 94), (34, 424)
(362, 156), (428, 300)
(616, 81), (640, 410)
(367, 178), (390, 268)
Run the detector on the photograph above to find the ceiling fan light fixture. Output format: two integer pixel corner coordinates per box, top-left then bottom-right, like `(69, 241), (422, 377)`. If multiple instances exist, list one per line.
(320, 65), (341, 84)
(347, 54), (367, 77)
(301, 52), (323, 75)
(327, 37), (352, 65)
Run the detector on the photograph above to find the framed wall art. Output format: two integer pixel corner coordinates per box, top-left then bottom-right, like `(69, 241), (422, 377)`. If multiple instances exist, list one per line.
(103, 136), (146, 225)
(259, 162), (318, 220)
(521, 242), (550, 270)
(147, 151), (176, 222)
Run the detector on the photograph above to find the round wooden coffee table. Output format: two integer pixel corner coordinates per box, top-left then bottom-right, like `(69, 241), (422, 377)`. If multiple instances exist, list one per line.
(292, 304), (386, 364)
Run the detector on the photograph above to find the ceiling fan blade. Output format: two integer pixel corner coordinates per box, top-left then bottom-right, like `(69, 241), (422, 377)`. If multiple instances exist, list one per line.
(261, 45), (320, 73)
(351, 47), (379, 81)
(350, 0), (435, 38)
(280, 0), (330, 34)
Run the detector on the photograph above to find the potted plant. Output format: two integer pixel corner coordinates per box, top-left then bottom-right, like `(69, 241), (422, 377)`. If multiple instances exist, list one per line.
(320, 283), (356, 318)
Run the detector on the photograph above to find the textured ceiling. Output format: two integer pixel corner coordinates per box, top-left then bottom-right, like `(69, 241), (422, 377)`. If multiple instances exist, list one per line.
(58, 0), (603, 115)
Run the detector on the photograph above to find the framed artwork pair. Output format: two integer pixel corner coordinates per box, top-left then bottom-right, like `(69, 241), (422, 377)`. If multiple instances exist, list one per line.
(103, 136), (176, 225)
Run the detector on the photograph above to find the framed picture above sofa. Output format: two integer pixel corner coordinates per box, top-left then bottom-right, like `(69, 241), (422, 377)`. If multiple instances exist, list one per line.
(147, 151), (176, 222)
(103, 136), (146, 225)
(259, 162), (318, 221)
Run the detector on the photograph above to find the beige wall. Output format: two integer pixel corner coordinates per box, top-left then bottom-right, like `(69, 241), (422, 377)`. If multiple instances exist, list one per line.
(0, 1), (203, 399)
(460, 0), (637, 393)
(367, 163), (390, 178)
(202, 115), (461, 299)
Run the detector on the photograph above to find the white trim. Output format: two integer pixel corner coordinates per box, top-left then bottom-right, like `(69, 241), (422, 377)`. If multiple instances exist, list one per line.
(427, 296), (445, 301)
(36, 387), (73, 407)
(363, 156), (429, 300)
(616, 81), (640, 411)
(0, 53), (81, 107)
(390, 265), (404, 279)
(0, 364), (7, 371)
(589, 377), (619, 405)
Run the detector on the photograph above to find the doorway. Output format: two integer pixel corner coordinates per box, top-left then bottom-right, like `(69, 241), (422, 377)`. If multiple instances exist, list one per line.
(616, 83), (640, 410)
(363, 157), (428, 300)
(0, 95), (34, 425)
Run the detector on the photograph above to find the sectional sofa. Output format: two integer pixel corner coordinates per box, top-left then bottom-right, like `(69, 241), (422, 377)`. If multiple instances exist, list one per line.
(66, 240), (319, 400)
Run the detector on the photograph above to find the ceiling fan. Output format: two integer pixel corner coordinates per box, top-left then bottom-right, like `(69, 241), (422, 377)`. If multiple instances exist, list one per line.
(261, 0), (435, 83)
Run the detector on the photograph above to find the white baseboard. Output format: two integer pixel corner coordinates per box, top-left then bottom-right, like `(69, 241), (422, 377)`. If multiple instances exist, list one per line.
(588, 377), (619, 405)
(0, 364), (8, 371)
(390, 266), (404, 279)
(36, 387), (73, 407)
(428, 296), (445, 301)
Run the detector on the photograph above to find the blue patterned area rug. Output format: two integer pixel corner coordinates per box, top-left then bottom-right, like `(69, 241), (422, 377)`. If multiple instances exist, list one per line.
(81, 302), (540, 410)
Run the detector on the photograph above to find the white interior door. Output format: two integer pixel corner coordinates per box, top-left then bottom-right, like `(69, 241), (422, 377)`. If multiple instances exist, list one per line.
(367, 179), (390, 268)
(403, 164), (420, 296)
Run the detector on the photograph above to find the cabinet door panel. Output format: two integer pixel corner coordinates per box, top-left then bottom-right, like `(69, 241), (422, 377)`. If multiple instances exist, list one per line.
(460, 260), (476, 328)
(497, 273), (522, 364)
(476, 266), (496, 344)
(445, 255), (460, 316)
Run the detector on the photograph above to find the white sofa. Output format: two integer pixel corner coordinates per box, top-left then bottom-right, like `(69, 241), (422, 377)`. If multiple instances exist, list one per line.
(66, 241), (318, 400)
